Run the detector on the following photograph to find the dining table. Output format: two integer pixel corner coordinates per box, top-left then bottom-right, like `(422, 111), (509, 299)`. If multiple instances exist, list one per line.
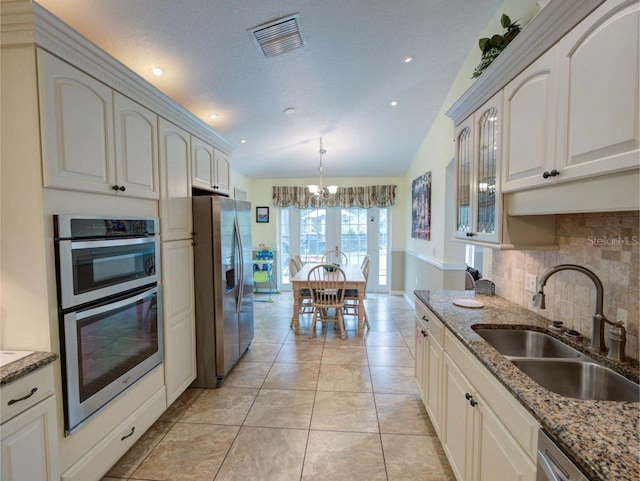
(291, 263), (366, 336)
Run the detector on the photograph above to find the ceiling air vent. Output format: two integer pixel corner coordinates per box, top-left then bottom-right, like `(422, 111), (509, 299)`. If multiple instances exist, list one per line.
(249, 14), (305, 58)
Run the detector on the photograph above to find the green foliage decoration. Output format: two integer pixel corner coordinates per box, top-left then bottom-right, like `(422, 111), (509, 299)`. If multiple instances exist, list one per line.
(472, 14), (522, 78)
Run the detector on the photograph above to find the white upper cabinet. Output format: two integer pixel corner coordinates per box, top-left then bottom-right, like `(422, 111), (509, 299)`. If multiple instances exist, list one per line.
(214, 148), (231, 194)
(454, 92), (503, 244)
(39, 50), (115, 194)
(191, 135), (215, 191)
(113, 93), (159, 199)
(191, 135), (231, 194)
(503, 0), (639, 193)
(502, 46), (560, 192)
(39, 50), (160, 199)
(555, 0), (639, 182)
(159, 118), (192, 241)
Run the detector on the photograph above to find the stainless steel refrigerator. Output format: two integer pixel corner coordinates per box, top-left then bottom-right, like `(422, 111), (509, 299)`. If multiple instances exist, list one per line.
(191, 195), (254, 387)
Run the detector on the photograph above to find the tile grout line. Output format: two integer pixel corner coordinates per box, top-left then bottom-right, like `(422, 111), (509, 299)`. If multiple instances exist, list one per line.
(210, 336), (286, 480)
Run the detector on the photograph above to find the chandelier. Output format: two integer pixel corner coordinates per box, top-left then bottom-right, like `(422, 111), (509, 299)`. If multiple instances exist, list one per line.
(307, 137), (338, 198)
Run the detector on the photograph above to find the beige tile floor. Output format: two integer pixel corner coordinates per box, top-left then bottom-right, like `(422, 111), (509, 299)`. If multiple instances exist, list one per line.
(102, 293), (455, 481)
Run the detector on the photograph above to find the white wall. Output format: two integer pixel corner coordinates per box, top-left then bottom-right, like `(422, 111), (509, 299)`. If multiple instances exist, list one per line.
(401, 0), (540, 294)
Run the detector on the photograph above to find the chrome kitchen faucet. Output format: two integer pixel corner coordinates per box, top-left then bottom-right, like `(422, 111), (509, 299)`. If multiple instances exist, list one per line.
(532, 264), (626, 362)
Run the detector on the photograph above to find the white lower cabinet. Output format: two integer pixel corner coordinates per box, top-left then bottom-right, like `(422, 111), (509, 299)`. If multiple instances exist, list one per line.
(60, 386), (165, 481)
(415, 301), (538, 481)
(442, 352), (535, 481)
(415, 300), (443, 435)
(414, 315), (428, 402)
(0, 365), (59, 481)
(425, 328), (443, 435)
(442, 351), (475, 481)
(162, 239), (197, 405)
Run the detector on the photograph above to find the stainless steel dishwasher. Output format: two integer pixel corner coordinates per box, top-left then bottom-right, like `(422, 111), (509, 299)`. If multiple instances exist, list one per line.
(537, 429), (590, 481)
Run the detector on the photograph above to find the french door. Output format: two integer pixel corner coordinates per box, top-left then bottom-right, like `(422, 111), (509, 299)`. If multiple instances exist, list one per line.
(279, 206), (389, 292)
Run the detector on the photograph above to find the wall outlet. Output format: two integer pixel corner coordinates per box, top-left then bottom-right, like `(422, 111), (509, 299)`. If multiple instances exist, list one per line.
(525, 273), (538, 293)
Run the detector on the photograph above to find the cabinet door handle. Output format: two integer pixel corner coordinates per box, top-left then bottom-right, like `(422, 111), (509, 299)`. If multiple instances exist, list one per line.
(464, 392), (478, 406)
(466, 232), (475, 237)
(542, 169), (560, 179)
(421, 330), (428, 337)
(8, 387), (38, 405)
(119, 185), (126, 191)
(421, 315), (429, 322)
(112, 184), (120, 191)
(121, 426), (135, 441)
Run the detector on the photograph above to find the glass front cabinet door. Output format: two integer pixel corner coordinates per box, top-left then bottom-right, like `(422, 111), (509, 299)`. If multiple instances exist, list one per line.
(454, 92), (502, 244)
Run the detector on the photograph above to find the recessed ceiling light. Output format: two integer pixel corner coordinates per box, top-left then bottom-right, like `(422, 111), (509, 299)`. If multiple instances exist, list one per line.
(240, 139), (247, 144)
(283, 107), (296, 115)
(150, 66), (164, 77)
(390, 100), (398, 106)
(208, 113), (219, 120)
(404, 56), (413, 63)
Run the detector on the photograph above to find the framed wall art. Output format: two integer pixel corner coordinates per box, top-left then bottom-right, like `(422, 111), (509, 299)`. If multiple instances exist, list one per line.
(256, 206), (269, 223)
(411, 171), (431, 240)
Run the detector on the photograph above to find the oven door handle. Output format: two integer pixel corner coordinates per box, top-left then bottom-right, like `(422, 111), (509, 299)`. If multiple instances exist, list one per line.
(75, 286), (158, 321)
(69, 237), (156, 250)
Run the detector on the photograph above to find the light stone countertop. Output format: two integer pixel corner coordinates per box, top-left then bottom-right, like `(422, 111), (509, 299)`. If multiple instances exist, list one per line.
(414, 290), (639, 481)
(0, 351), (58, 386)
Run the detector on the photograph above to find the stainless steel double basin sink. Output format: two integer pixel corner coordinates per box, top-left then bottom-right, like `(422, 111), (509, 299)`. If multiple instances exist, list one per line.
(473, 328), (639, 402)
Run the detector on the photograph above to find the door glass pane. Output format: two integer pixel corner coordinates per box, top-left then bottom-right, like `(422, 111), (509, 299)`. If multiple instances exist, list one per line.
(378, 209), (388, 287)
(300, 208), (326, 262)
(457, 127), (472, 233)
(340, 208), (367, 265)
(477, 108), (498, 234)
(280, 209), (291, 284)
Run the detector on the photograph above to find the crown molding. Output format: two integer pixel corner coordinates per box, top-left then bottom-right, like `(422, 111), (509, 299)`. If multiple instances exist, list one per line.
(446, 0), (605, 125)
(1, 0), (234, 154)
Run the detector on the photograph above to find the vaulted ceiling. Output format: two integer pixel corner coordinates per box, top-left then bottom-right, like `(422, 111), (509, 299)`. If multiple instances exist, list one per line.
(36, 0), (503, 179)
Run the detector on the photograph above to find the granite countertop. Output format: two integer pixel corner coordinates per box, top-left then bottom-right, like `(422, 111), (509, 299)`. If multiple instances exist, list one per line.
(0, 351), (58, 386)
(414, 290), (639, 481)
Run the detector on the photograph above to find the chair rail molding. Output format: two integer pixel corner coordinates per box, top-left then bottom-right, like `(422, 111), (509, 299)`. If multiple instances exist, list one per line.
(405, 249), (467, 272)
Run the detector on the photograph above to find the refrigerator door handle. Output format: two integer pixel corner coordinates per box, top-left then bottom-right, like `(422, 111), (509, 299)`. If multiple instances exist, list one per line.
(234, 216), (243, 313)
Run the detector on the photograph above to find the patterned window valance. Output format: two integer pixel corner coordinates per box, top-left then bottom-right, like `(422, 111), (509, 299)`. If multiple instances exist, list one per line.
(272, 185), (396, 208)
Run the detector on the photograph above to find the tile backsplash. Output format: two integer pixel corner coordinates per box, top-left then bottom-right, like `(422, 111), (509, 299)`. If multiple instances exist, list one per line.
(492, 211), (639, 361)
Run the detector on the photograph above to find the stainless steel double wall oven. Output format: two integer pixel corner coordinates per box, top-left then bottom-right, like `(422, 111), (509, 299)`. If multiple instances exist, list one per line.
(54, 215), (163, 433)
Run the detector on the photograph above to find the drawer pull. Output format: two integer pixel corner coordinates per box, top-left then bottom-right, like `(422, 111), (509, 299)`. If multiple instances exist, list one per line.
(121, 426), (135, 441)
(8, 387), (38, 405)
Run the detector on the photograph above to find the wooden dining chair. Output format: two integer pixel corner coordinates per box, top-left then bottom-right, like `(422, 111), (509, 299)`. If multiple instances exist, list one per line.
(292, 254), (303, 271)
(322, 250), (348, 265)
(289, 257), (313, 328)
(343, 256), (371, 329)
(307, 264), (347, 339)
